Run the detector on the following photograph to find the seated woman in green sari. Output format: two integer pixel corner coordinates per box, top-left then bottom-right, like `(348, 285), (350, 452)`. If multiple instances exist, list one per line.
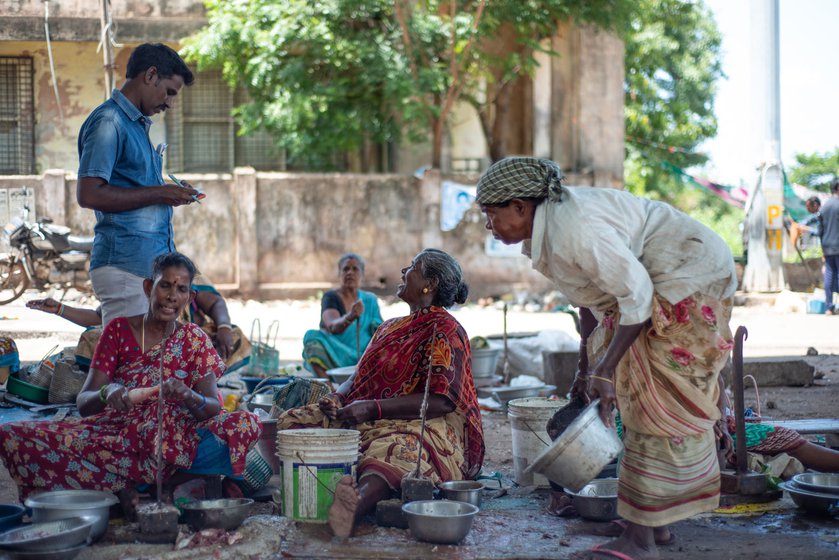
(279, 249), (484, 538)
(301, 253), (383, 378)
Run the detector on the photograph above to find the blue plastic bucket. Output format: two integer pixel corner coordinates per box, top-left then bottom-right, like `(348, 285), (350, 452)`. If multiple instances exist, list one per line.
(808, 300), (826, 314)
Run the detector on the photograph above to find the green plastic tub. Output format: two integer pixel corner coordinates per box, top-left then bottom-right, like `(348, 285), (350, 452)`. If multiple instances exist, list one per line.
(6, 374), (50, 404)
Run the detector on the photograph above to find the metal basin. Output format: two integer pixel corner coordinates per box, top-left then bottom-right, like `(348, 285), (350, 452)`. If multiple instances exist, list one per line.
(25, 490), (118, 543)
(438, 481), (483, 508)
(402, 500), (479, 544)
(489, 385), (557, 408)
(0, 543), (88, 560)
(566, 478), (619, 521)
(180, 498), (254, 531)
(792, 473), (839, 495)
(326, 366), (356, 385)
(0, 504), (27, 532)
(245, 391), (274, 414)
(779, 481), (839, 516)
(0, 518), (93, 552)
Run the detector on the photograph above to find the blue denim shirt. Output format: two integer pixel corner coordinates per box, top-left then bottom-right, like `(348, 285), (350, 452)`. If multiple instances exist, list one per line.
(78, 89), (174, 278)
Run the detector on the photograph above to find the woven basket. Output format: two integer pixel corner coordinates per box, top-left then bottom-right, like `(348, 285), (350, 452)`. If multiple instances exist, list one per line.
(24, 361), (54, 389)
(48, 359), (87, 404)
(237, 448), (273, 495)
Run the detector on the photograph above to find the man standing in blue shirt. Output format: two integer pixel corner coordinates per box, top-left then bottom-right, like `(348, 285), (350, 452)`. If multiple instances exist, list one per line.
(820, 179), (839, 315)
(77, 43), (200, 326)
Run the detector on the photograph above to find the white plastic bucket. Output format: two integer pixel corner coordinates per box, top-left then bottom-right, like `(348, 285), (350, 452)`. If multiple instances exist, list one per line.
(276, 428), (360, 522)
(507, 397), (567, 486)
(524, 399), (623, 492)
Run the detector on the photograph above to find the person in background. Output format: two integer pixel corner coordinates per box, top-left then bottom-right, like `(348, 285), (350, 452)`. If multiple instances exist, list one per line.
(302, 253), (383, 378)
(1, 253), (260, 517)
(819, 179), (839, 314)
(27, 273), (250, 374)
(279, 249), (483, 538)
(477, 157), (736, 560)
(76, 43), (201, 327)
(789, 196), (822, 251)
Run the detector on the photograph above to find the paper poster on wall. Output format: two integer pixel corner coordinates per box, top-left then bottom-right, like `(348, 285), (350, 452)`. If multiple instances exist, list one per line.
(440, 180), (476, 232)
(484, 234), (524, 257)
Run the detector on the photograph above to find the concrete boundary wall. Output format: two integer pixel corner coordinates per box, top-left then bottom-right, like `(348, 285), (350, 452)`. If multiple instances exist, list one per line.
(2, 169), (554, 299)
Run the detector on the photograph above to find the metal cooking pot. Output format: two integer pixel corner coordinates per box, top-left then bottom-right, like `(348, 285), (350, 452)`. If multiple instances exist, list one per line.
(180, 498), (254, 531)
(566, 478), (619, 521)
(25, 490), (118, 542)
(779, 481), (839, 516)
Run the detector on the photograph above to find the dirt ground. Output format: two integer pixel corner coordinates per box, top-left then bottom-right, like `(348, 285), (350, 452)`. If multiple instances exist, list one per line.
(2, 294), (839, 558)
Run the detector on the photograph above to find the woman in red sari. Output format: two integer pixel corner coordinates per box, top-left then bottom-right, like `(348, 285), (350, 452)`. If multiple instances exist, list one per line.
(277, 248), (484, 537)
(0, 253), (260, 515)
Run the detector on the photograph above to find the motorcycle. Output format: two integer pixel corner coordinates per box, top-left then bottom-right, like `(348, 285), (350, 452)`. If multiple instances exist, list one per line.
(1, 189), (94, 304)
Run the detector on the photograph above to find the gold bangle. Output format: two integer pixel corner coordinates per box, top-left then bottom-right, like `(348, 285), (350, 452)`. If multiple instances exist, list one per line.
(590, 375), (614, 384)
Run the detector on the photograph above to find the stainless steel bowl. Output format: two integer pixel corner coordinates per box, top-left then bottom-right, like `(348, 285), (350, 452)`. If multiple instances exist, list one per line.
(326, 366), (355, 385)
(25, 490), (118, 543)
(792, 473), (839, 495)
(180, 498), (254, 531)
(246, 391), (275, 413)
(1, 543), (88, 560)
(402, 500), (479, 544)
(779, 481), (839, 516)
(438, 481), (483, 508)
(0, 518), (93, 552)
(490, 385), (557, 408)
(566, 478), (619, 521)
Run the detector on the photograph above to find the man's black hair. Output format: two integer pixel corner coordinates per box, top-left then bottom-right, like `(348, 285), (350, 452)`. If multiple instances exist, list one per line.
(126, 43), (194, 86)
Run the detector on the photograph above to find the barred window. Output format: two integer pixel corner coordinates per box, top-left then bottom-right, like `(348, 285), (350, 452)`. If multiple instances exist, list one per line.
(165, 70), (284, 173)
(0, 57), (35, 175)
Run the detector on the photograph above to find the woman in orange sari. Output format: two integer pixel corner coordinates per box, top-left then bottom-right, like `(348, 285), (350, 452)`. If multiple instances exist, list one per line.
(276, 249), (484, 537)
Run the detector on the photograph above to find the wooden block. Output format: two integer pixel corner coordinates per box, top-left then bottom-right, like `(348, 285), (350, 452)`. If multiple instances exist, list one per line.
(401, 477), (435, 503)
(375, 499), (408, 529)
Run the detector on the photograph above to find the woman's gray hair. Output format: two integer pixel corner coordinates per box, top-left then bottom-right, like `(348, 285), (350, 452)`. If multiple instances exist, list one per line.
(337, 252), (365, 273)
(417, 248), (469, 308)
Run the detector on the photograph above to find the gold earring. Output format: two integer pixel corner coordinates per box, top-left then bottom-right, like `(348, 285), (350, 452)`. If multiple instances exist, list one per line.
(422, 287), (429, 294)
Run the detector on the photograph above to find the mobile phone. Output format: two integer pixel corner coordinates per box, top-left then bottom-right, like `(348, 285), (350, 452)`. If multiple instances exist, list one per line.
(168, 173), (203, 203)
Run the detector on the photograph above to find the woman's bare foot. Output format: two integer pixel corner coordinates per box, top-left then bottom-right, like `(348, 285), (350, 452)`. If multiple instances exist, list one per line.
(117, 488), (139, 522)
(573, 521), (659, 560)
(328, 475), (361, 538)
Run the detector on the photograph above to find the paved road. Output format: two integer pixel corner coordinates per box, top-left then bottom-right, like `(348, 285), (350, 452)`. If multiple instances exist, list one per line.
(2, 291), (835, 362)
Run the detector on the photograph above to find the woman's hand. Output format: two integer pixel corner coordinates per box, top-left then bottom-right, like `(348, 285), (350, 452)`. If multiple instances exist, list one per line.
(335, 400), (378, 424)
(569, 370), (591, 404)
(589, 363), (617, 428)
(350, 299), (364, 320)
(27, 298), (61, 314)
(215, 328), (234, 360)
(318, 395), (342, 420)
(161, 378), (192, 403)
(104, 383), (132, 412)
(715, 419), (735, 465)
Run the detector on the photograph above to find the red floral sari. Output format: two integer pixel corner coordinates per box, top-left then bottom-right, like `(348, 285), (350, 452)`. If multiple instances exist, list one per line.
(0, 318), (260, 499)
(278, 306), (484, 487)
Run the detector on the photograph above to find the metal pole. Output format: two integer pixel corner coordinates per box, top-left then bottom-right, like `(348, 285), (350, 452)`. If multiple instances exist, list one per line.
(99, 0), (115, 98)
(732, 326), (749, 474)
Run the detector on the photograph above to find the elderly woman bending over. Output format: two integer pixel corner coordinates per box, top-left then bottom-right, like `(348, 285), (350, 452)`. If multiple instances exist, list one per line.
(277, 248), (484, 537)
(0, 253), (261, 516)
(478, 157), (737, 560)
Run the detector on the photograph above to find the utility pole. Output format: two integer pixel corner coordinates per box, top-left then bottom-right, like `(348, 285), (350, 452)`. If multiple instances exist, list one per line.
(99, 0), (115, 98)
(742, 0), (784, 292)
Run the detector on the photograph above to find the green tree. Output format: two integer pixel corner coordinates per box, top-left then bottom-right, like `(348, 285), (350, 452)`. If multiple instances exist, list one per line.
(622, 0), (724, 204)
(787, 148), (839, 191)
(182, 0), (633, 170)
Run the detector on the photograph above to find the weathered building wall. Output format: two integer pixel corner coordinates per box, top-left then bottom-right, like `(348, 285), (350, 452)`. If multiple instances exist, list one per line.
(2, 171), (553, 299)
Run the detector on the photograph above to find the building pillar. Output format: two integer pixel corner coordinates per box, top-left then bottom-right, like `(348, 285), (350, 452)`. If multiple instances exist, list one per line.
(41, 169), (67, 224)
(233, 167), (258, 297)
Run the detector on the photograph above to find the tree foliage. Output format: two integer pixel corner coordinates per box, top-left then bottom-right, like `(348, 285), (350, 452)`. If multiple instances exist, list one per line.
(787, 148), (839, 191)
(622, 0), (724, 205)
(183, 0), (634, 170)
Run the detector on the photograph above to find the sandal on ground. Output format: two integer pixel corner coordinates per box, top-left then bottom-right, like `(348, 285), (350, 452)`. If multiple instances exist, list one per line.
(595, 519), (676, 546)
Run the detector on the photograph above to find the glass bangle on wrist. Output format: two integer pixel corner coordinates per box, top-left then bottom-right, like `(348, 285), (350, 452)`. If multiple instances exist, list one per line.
(216, 323), (233, 331)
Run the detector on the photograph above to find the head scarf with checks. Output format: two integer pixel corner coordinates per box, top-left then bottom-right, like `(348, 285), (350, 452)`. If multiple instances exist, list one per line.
(476, 157), (564, 206)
